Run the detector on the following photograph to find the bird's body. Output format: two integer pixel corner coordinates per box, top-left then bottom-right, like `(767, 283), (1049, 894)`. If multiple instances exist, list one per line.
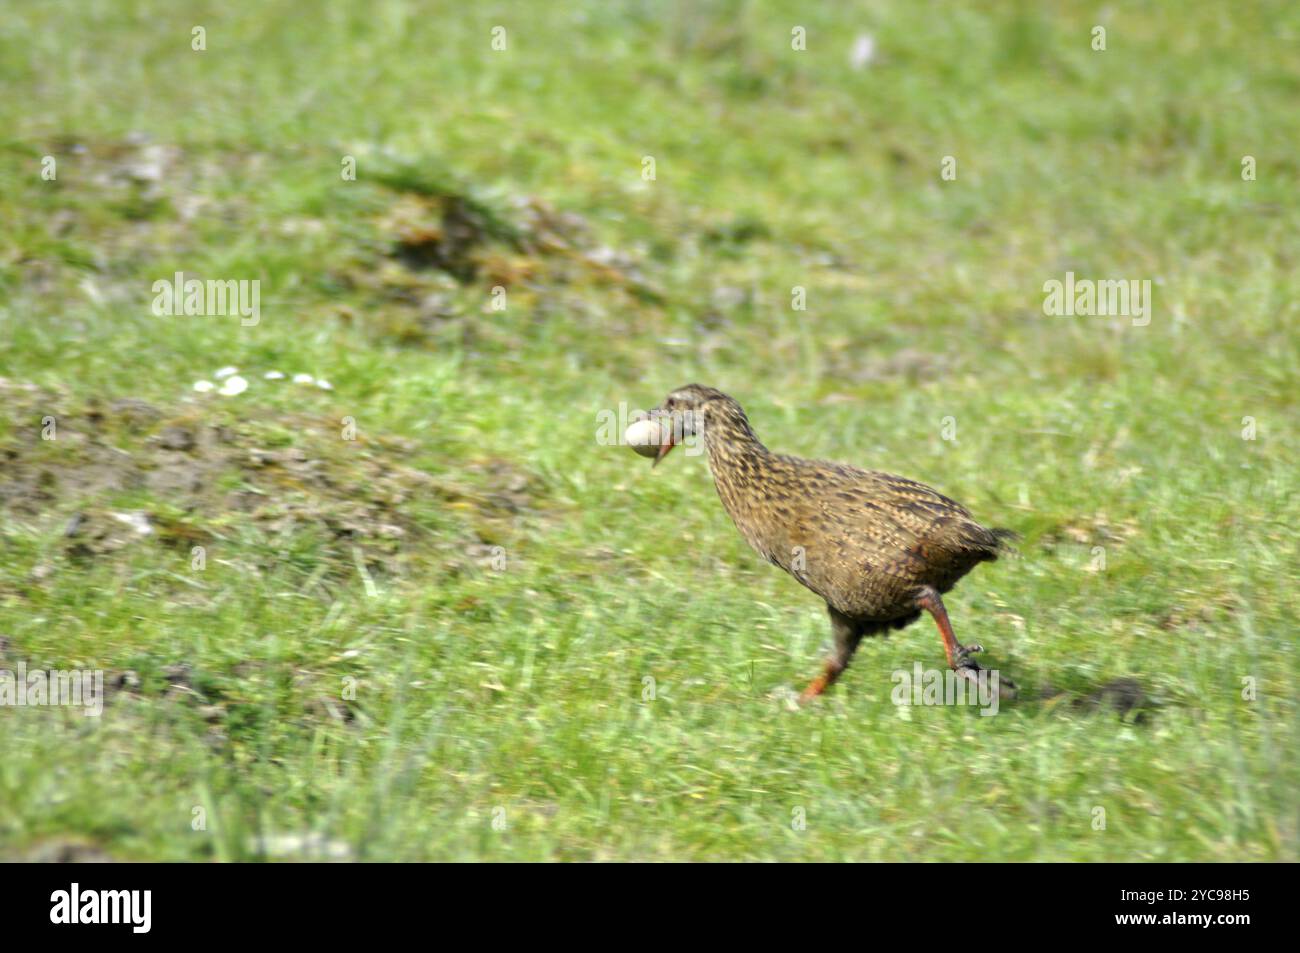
(647, 384), (1015, 699)
(709, 443), (1010, 629)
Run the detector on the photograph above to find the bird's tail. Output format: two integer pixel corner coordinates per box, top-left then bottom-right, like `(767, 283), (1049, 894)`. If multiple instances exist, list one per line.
(990, 527), (1020, 555)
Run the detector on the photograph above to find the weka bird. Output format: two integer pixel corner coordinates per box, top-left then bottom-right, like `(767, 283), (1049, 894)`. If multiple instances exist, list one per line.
(645, 384), (1016, 701)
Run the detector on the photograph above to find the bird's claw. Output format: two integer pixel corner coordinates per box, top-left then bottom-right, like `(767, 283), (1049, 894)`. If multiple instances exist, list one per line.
(951, 647), (1019, 699)
(952, 642), (1002, 683)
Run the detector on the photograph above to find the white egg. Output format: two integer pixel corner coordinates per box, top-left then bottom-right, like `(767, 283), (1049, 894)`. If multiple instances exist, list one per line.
(624, 417), (664, 458)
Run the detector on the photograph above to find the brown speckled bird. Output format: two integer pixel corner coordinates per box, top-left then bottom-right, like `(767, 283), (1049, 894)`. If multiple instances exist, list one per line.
(646, 384), (1016, 702)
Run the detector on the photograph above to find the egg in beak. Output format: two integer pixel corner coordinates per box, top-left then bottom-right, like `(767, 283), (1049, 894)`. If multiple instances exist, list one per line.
(624, 414), (675, 465)
(648, 408), (682, 467)
(625, 408), (690, 467)
(652, 426), (676, 467)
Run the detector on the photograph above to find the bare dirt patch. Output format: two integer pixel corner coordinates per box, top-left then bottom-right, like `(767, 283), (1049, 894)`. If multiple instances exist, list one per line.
(0, 378), (539, 585)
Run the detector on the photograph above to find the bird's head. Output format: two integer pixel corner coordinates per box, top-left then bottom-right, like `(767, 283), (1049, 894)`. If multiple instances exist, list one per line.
(647, 384), (746, 466)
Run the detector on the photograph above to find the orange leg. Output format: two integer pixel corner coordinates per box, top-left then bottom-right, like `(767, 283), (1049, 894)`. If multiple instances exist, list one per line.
(916, 586), (982, 670)
(799, 671), (833, 702)
(800, 606), (863, 702)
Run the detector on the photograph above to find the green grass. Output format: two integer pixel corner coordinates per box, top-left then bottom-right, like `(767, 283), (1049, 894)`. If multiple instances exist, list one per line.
(0, 0), (1296, 860)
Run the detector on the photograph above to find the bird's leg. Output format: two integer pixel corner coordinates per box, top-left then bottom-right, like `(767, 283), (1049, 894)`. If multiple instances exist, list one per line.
(800, 606), (863, 702)
(916, 586), (983, 672)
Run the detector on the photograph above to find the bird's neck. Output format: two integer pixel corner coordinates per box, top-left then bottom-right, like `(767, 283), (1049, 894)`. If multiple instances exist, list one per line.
(699, 408), (784, 560)
(702, 409), (770, 473)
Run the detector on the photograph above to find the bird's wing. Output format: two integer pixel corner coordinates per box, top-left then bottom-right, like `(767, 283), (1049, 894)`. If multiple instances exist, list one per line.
(812, 465), (1000, 561)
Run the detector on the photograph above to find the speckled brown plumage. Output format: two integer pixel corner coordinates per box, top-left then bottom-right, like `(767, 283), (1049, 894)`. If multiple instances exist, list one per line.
(648, 384), (1016, 701)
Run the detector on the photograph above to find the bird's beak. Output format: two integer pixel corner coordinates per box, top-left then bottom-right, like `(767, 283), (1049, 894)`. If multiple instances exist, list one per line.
(650, 409), (676, 468)
(652, 432), (676, 467)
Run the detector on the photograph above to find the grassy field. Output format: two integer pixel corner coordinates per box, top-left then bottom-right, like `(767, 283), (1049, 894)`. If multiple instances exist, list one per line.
(0, 1), (1297, 861)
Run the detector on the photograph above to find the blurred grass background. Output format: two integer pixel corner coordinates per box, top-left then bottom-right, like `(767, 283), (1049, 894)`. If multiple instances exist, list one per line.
(0, 0), (1296, 860)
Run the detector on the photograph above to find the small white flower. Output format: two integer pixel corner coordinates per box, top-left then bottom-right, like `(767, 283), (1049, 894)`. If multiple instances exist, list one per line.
(218, 375), (249, 396)
(193, 380), (215, 392)
(316, 379), (333, 390)
(264, 370), (285, 380)
(110, 510), (153, 536)
(292, 373), (314, 385)
(850, 34), (876, 70)
(215, 365), (239, 379)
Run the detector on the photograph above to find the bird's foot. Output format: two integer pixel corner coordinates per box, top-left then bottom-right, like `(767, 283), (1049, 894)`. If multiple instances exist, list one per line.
(950, 644), (1017, 699)
(953, 643), (984, 670)
(797, 675), (829, 705)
